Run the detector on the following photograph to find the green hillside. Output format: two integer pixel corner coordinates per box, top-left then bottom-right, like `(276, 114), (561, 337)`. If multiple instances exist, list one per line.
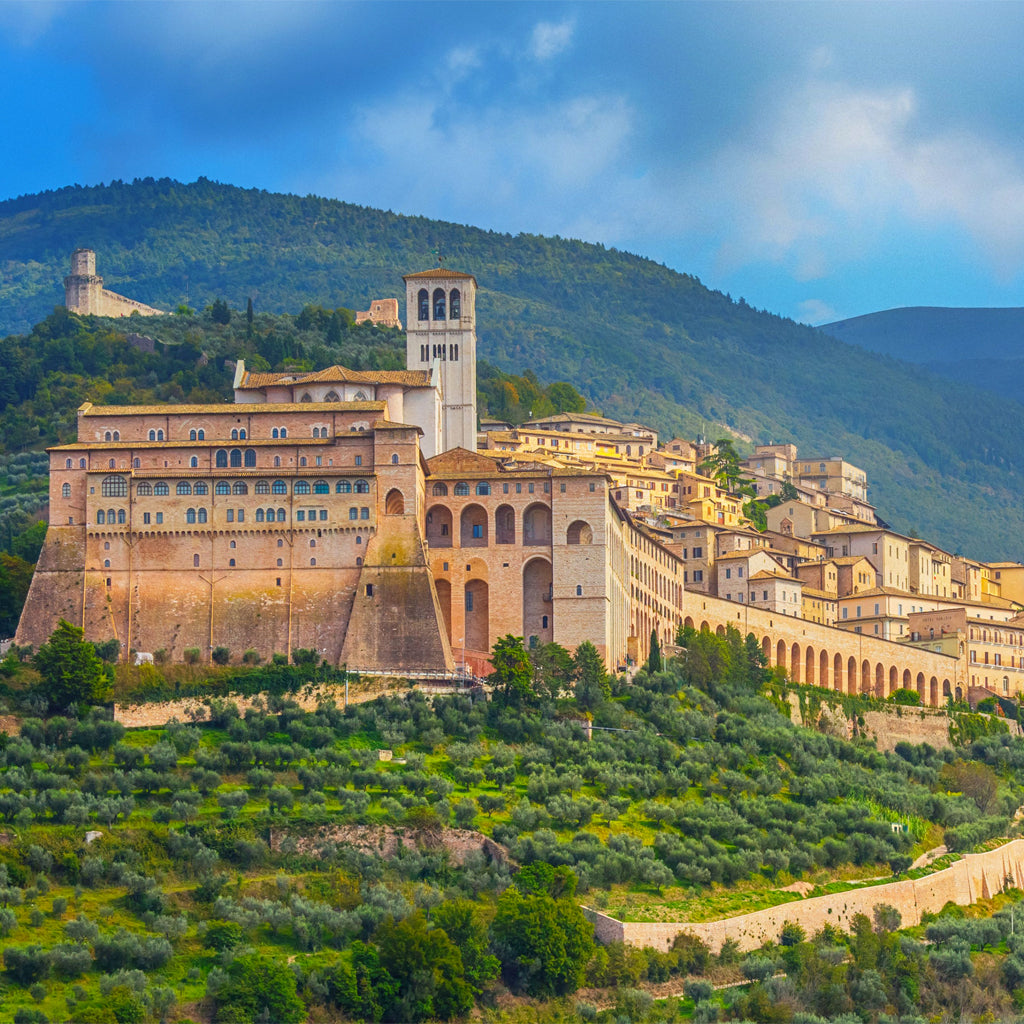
(2, 178), (1024, 560)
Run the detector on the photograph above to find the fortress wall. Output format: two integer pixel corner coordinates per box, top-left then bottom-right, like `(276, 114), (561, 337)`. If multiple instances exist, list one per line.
(587, 839), (1024, 954)
(93, 288), (164, 319)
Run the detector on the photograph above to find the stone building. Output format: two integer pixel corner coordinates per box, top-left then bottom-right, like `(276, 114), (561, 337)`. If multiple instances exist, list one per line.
(355, 298), (402, 329)
(64, 249), (164, 318)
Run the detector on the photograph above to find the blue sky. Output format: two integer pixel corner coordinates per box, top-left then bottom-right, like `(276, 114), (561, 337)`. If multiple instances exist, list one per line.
(3, 1), (1024, 323)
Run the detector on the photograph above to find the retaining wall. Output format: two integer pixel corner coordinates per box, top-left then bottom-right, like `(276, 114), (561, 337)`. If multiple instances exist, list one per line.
(584, 839), (1024, 953)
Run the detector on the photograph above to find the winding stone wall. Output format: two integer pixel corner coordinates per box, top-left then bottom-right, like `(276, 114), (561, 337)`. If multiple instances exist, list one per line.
(584, 839), (1024, 953)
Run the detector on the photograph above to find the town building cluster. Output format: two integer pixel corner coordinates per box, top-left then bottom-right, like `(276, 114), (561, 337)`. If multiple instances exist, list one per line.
(15, 260), (1024, 707)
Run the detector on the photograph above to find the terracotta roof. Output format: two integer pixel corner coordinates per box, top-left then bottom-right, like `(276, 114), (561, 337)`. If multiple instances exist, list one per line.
(238, 365), (432, 389)
(403, 268), (477, 282)
(79, 401), (387, 416)
(749, 570), (799, 582)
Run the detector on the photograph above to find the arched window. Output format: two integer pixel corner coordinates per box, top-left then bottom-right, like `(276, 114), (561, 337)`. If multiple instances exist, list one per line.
(230, 449), (242, 468)
(336, 481), (352, 493)
(310, 539), (316, 548)
(61, 482), (71, 498)
(106, 508), (116, 524)
(79, 458), (86, 469)
(354, 391), (367, 401)
(432, 482), (448, 496)
(233, 482), (248, 495)
(361, 507), (370, 519)
(189, 456), (198, 468)
(576, 585), (583, 596)
(272, 480), (287, 494)
(157, 430), (164, 441)
(325, 391), (339, 402)
(194, 482), (208, 495)
(391, 453), (399, 464)
(349, 508), (359, 520)
(272, 428), (279, 439)
(108, 459), (116, 469)
(231, 429), (238, 440)
(433, 288), (446, 320)
(449, 289), (461, 319)
(154, 482), (169, 496)
(244, 449), (256, 467)
(102, 475), (127, 497)
(177, 482), (192, 495)
(104, 431), (111, 442)
(418, 288), (429, 321)
(96, 510), (105, 524)
(113, 431), (120, 441)
(310, 558), (317, 566)
(148, 430), (155, 441)
(279, 427), (287, 438)
(255, 480), (270, 494)
(239, 429), (246, 440)
(198, 429), (205, 440)
(274, 456), (281, 467)
(312, 427), (320, 439)
(300, 393), (312, 403)
(104, 559), (110, 568)
(131, 458), (139, 469)
(216, 450), (228, 468)
(295, 480), (311, 494)
(136, 482), (153, 495)
(256, 509), (265, 522)
(117, 509), (126, 524)
(65, 458), (72, 469)
(189, 430), (197, 441)
(186, 508), (197, 524)
(277, 508), (286, 522)
(476, 482), (490, 495)
(454, 482), (470, 496)
(355, 479), (370, 494)
(197, 508), (207, 523)
(299, 457), (307, 467)
(215, 481), (230, 495)
(314, 480), (329, 494)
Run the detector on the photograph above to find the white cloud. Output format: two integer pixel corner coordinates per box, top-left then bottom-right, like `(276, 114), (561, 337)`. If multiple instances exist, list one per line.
(796, 298), (838, 325)
(0, 1), (65, 46)
(530, 19), (574, 61)
(690, 78), (1024, 280)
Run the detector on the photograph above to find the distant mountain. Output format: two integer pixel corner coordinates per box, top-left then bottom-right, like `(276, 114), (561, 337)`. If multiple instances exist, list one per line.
(821, 306), (1024, 404)
(3, 178), (1024, 560)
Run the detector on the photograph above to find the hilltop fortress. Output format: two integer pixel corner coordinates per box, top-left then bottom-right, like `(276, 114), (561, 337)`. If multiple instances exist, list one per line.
(18, 261), (1017, 705)
(64, 249), (164, 318)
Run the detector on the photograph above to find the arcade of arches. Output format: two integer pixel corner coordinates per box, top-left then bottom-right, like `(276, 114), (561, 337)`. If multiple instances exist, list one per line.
(680, 597), (961, 707)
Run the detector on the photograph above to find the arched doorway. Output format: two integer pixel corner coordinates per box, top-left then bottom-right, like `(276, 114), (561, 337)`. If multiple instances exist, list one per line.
(523, 558), (553, 645)
(426, 505), (452, 548)
(805, 646), (815, 686)
(460, 504), (488, 547)
(848, 657), (858, 695)
(875, 663), (885, 698)
(819, 649), (829, 688)
(385, 489), (404, 515)
(777, 640), (787, 672)
(834, 653), (844, 692)
(889, 666), (898, 696)
(567, 520), (593, 545)
(916, 672), (926, 703)
(791, 643), (802, 683)
(495, 505), (515, 544)
(523, 503), (552, 546)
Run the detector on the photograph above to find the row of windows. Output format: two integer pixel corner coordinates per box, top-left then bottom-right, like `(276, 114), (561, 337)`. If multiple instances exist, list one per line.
(417, 287), (461, 322)
(420, 343), (460, 362)
(128, 478), (371, 496)
(431, 480), (563, 497)
(98, 506), (372, 525)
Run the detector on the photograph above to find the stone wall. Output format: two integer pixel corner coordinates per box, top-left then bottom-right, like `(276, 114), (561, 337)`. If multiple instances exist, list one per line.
(113, 677), (468, 728)
(583, 839), (1024, 953)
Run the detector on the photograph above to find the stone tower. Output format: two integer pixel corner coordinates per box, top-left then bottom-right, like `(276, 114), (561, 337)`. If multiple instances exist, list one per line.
(64, 248), (102, 314)
(404, 268), (477, 453)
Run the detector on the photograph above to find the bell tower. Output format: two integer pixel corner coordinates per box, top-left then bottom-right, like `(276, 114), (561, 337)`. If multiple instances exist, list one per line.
(404, 268), (478, 453)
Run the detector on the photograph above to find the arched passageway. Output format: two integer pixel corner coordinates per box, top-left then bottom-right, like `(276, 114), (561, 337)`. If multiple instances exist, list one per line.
(523, 558), (553, 645)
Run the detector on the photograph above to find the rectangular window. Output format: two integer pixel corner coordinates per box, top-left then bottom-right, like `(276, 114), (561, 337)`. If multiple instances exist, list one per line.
(856, 605), (862, 617)
(693, 547), (702, 557)
(874, 603), (880, 614)
(465, 591), (474, 611)
(503, 483), (509, 493)
(156, 512), (163, 524)
(143, 512), (151, 524)
(319, 509), (327, 521)
(296, 511), (304, 522)
(842, 607), (848, 619)
(693, 570), (703, 583)
(360, 508), (369, 519)
(763, 590), (768, 600)
(589, 482), (595, 492)
(472, 524), (482, 538)
(738, 567), (744, 577)
(528, 483), (535, 493)
(725, 568), (732, 578)
(516, 483), (522, 494)
(227, 509), (235, 522)
(355, 455), (362, 466)
(238, 509), (244, 522)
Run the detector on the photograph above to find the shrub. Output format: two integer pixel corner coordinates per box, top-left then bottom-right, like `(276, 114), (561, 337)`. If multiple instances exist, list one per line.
(212, 647), (231, 666)
(183, 648), (201, 665)
(242, 649), (261, 665)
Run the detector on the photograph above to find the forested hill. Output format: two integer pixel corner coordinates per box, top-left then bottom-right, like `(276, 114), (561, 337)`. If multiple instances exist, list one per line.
(2, 177), (1024, 560)
(821, 306), (1024, 408)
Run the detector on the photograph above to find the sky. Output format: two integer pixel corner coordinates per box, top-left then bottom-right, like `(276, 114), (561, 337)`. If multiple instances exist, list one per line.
(2, 1), (1024, 324)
